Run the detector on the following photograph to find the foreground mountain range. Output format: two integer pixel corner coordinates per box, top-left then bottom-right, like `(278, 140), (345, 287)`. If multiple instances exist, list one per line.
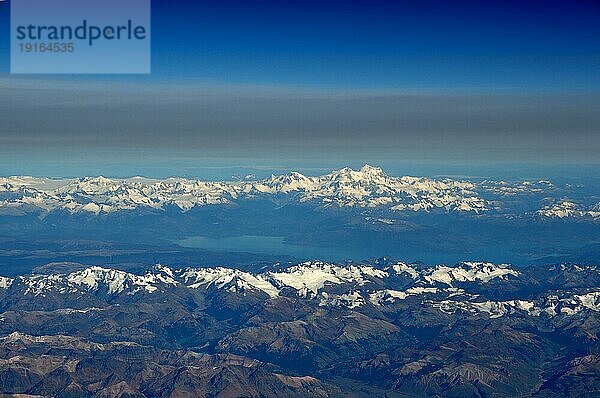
(0, 260), (599, 397)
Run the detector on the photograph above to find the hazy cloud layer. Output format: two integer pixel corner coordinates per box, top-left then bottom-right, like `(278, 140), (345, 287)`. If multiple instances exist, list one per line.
(1, 78), (599, 165)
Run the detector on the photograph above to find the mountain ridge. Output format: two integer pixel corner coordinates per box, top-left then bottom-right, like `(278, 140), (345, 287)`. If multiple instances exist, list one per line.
(2, 166), (598, 221)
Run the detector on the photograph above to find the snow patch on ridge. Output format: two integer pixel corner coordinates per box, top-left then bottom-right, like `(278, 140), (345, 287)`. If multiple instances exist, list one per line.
(268, 261), (386, 296)
(424, 262), (519, 286)
(67, 266), (177, 294)
(181, 267), (279, 298)
(536, 200), (600, 220)
(0, 276), (13, 289)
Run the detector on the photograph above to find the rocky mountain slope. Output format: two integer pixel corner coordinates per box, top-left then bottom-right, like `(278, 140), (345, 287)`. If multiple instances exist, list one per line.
(0, 260), (598, 397)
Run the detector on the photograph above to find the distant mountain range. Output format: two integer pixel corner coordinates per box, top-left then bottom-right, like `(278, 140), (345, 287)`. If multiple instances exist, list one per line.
(1, 165), (598, 219)
(0, 260), (599, 396)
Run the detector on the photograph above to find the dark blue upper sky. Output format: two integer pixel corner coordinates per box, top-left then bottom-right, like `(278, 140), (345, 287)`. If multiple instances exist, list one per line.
(1, 0), (599, 89)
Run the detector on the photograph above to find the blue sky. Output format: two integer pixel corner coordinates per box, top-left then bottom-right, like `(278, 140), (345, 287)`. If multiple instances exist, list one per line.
(1, 0), (599, 89)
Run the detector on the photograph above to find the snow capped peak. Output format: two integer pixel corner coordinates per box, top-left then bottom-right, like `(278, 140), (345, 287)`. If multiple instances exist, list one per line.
(0, 276), (14, 289)
(259, 171), (314, 193)
(65, 176), (118, 194)
(288, 171), (309, 180)
(181, 267), (279, 298)
(369, 286), (440, 306)
(590, 203), (600, 219)
(83, 176), (112, 184)
(536, 199), (599, 220)
(267, 261), (386, 297)
(389, 263), (419, 279)
(67, 266), (177, 294)
(67, 266), (128, 293)
(319, 290), (365, 308)
(432, 299), (536, 319)
(359, 164), (386, 176)
(326, 165), (388, 183)
(153, 264), (175, 277)
(305, 166), (486, 211)
(424, 262), (519, 286)
(537, 200), (582, 219)
(331, 166), (353, 175)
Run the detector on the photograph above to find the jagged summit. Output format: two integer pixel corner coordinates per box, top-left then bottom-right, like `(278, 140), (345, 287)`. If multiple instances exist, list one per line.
(327, 164), (387, 181)
(359, 164), (386, 174)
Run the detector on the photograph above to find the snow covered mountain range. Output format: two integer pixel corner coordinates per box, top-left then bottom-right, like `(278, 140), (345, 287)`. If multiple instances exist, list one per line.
(1, 261), (597, 320)
(1, 259), (599, 396)
(2, 165), (598, 220)
(0, 165), (492, 215)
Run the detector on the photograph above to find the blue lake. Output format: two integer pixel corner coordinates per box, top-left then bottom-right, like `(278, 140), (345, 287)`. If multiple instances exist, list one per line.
(175, 235), (370, 262)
